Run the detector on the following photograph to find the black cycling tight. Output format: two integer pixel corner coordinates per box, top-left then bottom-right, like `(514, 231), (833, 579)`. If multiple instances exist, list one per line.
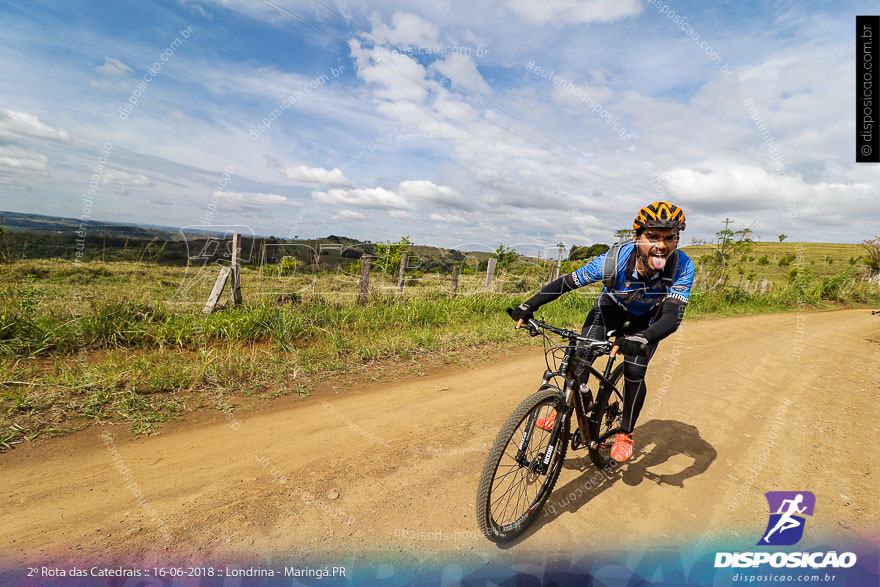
(576, 294), (659, 434)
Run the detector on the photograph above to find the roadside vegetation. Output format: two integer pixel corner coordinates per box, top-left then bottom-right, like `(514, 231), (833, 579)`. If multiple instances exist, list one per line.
(1, 236), (878, 450)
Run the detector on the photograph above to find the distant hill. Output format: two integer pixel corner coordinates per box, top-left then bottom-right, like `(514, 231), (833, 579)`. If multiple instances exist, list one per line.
(0, 211), (532, 271)
(3, 211), (866, 280)
(0, 210), (229, 241)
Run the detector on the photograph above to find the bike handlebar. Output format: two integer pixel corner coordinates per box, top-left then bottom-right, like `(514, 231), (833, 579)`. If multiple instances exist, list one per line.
(511, 312), (613, 353)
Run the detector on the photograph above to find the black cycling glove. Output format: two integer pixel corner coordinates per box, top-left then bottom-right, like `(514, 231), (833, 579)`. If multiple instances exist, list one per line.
(615, 334), (649, 356)
(507, 303), (535, 323)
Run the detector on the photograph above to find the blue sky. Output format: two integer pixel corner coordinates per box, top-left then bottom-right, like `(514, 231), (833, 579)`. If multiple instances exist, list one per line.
(1, 0), (877, 254)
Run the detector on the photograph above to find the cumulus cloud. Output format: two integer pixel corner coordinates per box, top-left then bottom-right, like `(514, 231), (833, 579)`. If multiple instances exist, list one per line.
(398, 179), (470, 209)
(506, 0), (643, 25)
(95, 56), (133, 76)
(389, 210), (414, 218)
(103, 169), (151, 186)
(333, 209), (365, 220)
(279, 164), (354, 187)
(370, 11), (440, 48)
(431, 54), (492, 96)
(313, 186), (412, 209)
(662, 164), (874, 220)
(213, 190), (299, 207)
(662, 164), (795, 211)
(430, 212), (468, 224)
(313, 180), (467, 212)
(0, 145), (48, 171)
(0, 109), (71, 143)
(349, 38), (431, 102)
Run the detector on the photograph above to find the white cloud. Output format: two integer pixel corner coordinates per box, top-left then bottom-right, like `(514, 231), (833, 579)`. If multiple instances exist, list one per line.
(279, 164), (354, 186)
(213, 190), (299, 207)
(95, 56), (133, 76)
(349, 38), (431, 102)
(389, 210), (414, 218)
(662, 165), (794, 210)
(662, 164), (875, 220)
(398, 180), (469, 208)
(312, 180), (468, 213)
(313, 186), (412, 209)
(431, 54), (492, 96)
(430, 212), (468, 224)
(0, 144), (48, 171)
(0, 109), (71, 143)
(333, 209), (365, 220)
(370, 12), (440, 48)
(103, 169), (151, 186)
(506, 0), (643, 24)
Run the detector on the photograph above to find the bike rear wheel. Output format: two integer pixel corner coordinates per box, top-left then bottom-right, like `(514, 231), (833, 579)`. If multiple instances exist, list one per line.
(476, 386), (568, 543)
(588, 363), (625, 468)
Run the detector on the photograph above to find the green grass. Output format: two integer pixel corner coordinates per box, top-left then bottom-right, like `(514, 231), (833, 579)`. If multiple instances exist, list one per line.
(0, 254), (878, 450)
(680, 241), (868, 285)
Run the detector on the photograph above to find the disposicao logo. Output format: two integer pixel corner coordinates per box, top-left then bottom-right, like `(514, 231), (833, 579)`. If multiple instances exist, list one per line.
(714, 490), (858, 569)
(758, 490), (815, 546)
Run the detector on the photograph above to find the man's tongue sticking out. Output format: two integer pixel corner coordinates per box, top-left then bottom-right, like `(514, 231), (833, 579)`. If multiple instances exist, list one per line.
(649, 252), (667, 271)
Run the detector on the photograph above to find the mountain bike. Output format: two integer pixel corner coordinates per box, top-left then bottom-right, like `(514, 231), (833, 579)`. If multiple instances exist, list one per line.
(475, 312), (632, 543)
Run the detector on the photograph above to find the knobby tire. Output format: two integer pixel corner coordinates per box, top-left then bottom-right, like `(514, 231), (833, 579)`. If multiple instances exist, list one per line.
(476, 386), (568, 543)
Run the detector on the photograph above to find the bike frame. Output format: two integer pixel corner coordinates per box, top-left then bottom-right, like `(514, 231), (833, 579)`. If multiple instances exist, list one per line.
(514, 318), (626, 474)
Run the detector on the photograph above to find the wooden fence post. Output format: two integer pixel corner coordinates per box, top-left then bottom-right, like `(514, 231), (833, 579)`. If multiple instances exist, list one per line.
(203, 266), (231, 314)
(760, 279), (768, 294)
(231, 233), (242, 305)
(555, 244), (564, 282)
(358, 255), (372, 305)
(744, 279), (750, 292)
(397, 251), (408, 294)
(449, 265), (460, 298)
(485, 258), (497, 289)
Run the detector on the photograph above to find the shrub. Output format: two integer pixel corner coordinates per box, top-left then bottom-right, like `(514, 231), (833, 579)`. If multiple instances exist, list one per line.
(778, 254), (797, 267)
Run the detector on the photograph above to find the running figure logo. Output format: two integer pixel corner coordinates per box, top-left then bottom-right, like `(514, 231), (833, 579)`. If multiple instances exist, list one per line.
(758, 491), (816, 546)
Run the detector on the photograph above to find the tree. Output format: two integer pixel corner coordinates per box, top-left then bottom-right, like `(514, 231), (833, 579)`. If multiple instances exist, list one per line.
(778, 234), (788, 243)
(568, 243), (610, 261)
(613, 229), (635, 241)
(705, 227), (754, 288)
(373, 235), (412, 276)
(492, 243), (519, 271)
(862, 237), (880, 275)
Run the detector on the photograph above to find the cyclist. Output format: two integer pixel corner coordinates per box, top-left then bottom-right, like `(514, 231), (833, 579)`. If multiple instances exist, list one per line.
(509, 201), (694, 463)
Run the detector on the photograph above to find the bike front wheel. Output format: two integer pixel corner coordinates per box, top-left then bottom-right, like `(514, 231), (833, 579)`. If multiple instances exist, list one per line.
(476, 386), (568, 543)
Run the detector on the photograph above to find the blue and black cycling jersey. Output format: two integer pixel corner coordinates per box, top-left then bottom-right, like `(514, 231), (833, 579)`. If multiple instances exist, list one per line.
(571, 242), (695, 315)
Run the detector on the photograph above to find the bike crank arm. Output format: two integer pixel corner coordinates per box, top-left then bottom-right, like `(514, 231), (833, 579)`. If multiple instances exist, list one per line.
(590, 425), (625, 449)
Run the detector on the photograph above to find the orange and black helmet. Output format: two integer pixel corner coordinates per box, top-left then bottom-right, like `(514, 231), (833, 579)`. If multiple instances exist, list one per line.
(633, 201), (686, 231)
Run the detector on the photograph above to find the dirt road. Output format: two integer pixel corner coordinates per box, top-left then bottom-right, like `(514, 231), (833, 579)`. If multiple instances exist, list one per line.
(2, 309), (878, 567)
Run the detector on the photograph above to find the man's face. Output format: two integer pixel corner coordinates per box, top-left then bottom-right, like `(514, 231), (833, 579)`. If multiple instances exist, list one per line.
(633, 227), (679, 272)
